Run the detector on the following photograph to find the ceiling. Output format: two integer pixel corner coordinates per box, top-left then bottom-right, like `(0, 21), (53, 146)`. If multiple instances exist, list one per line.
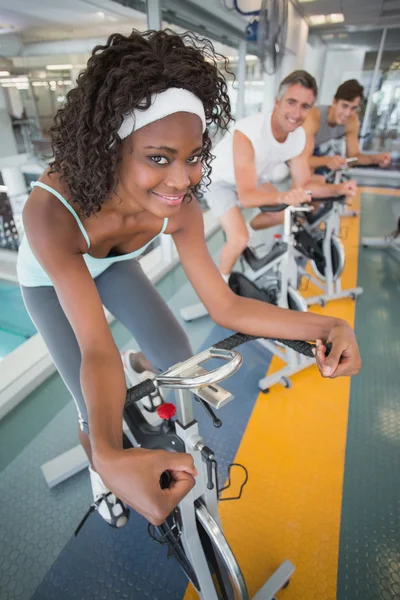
(296, 0), (400, 28)
(1, 0), (400, 56)
(295, 0), (400, 49)
(0, 0), (246, 45)
(0, 0), (146, 42)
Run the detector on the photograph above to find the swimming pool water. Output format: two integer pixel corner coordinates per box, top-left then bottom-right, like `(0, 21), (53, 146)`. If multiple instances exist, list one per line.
(0, 280), (37, 360)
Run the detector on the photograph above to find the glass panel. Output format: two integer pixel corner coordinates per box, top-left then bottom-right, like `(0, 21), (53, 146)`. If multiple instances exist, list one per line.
(360, 29), (400, 159)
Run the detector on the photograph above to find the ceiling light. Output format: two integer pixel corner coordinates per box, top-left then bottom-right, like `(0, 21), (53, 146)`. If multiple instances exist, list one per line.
(308, 12), (345, 26)
(96, 11), (105, 18)
(308, 15), (327, 26)
(46, 64), (73, 71)
(0, 77), (29, 84)
(328, 13), (345, 23)
(0, 70), (9, 76)
(32, 81), (49, 87)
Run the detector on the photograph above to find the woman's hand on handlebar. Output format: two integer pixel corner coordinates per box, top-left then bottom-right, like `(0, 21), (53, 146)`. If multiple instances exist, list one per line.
(313, 321), (361, 378)
(336, 180), (357, 197)
(94, 447), (197, 525)
(326, 155), (347, 171)
(280, 188), (312, 206)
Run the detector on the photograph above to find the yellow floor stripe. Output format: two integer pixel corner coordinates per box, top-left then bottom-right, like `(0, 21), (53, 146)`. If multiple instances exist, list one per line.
(184, 194), (361, 600)
(360, 186), (400, 197)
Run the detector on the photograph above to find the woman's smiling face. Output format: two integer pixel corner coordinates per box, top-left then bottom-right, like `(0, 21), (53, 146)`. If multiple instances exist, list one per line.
(117, 112), (204, 217)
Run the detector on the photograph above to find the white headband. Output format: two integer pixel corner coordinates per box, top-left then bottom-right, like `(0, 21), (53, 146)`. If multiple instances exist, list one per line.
(118, 87), (206, 140)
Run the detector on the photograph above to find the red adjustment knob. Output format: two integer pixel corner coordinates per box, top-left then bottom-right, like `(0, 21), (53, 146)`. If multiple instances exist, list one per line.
(157, 403), (176, 420)
(273, 234), (282, 239)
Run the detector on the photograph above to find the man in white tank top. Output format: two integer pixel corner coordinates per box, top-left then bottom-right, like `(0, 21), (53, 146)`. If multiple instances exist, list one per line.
(206, 70), (357, 280)
(302, 79), (391, 173)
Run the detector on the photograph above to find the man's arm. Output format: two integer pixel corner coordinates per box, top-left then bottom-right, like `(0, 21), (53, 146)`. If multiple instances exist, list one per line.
(346, 115), (391, 167)
(290, 152), (350, 198)
(304, 107), (330, 170)
(233, 130), (282, 208)
(305, 107), (347, 171)
(233, 130), (310, 208)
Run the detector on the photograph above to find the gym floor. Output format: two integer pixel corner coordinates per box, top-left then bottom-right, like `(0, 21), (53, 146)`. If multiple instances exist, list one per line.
(0, 182), (399, 600)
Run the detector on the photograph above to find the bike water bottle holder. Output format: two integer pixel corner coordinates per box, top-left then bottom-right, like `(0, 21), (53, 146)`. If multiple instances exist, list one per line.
(218, 462), (249, 502)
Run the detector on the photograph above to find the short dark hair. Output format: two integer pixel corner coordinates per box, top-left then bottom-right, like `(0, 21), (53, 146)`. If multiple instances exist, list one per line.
(277, 70), (318, 100)
(334, 79), (364, 103)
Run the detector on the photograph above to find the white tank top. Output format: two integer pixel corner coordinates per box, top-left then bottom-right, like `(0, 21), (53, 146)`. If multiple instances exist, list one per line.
(210, 111), (306, 187)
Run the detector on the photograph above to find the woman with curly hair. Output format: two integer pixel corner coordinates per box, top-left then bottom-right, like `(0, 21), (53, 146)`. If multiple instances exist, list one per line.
(17, 29), (361, 528)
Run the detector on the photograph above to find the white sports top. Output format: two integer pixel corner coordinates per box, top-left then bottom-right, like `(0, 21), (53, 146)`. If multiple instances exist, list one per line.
(17, 181), (168, 287)
(210, 111), (306, 187)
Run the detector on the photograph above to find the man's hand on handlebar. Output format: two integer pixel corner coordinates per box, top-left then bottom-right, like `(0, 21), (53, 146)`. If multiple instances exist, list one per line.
(325, 155), (348, 171)
(336, 180), (357, 198)
(280, 188), (312, 206)
(93, 447), (197, 526)
(313, 321), (361, 378)
(374, 152), (391, 168)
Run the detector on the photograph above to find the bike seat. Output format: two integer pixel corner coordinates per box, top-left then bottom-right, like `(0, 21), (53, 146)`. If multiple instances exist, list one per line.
(243, 242), (287, 272)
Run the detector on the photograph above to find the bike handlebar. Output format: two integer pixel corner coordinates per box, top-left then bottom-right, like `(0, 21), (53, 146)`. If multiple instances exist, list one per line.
(260, 195), (346, 213)
(312, 195), (346, 203)
(260, 203), (289, 213)
(125, 334), (329, 406)
(214, 332), (317, 356)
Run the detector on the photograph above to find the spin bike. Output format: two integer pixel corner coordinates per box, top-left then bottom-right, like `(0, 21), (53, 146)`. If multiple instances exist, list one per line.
(362, 216), (400, 254)
(323, 157), (359, 218)
(123, 332), (318, 600)
(293, 184), (363, 307)
(181, 204), (315, 393)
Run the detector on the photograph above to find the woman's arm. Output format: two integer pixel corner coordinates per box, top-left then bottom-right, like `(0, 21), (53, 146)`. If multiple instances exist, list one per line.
(23, 191), (196, 524)
(173, 199), (361, 378)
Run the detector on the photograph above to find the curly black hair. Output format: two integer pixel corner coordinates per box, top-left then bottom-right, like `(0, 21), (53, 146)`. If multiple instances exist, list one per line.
(49, 29), (233, 218)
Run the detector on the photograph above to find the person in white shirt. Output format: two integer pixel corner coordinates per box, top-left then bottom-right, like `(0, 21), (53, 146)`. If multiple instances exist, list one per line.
(206, 70), (357, 280)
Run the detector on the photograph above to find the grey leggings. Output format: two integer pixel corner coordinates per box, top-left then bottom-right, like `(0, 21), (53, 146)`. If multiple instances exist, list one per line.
(21, 259), (192, 435)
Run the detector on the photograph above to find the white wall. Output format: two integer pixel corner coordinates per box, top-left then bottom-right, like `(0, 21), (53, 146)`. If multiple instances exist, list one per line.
(262, 1), (309, 113)
(279, 2), (309, 79)
(304, 43), (327, 92)
(5, 88), (24, 119)
(319, 49), (366, 106)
